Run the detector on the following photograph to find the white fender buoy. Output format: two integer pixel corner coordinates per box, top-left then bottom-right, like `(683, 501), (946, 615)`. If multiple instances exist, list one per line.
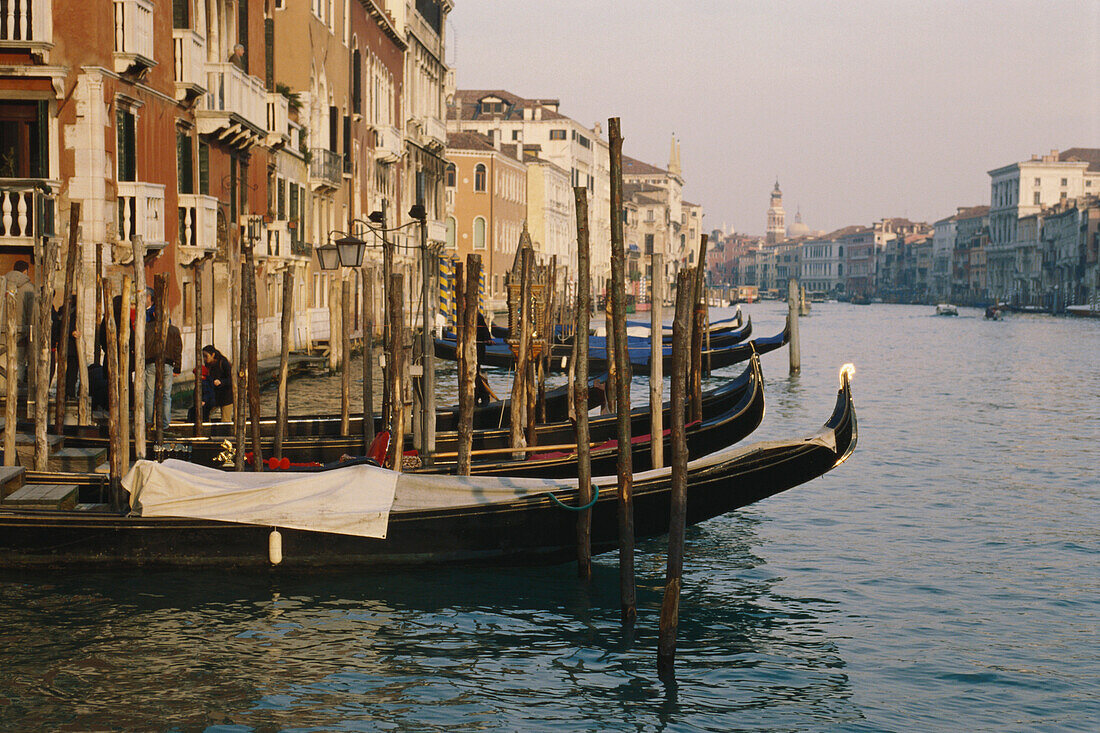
(268, 528), (283, 565)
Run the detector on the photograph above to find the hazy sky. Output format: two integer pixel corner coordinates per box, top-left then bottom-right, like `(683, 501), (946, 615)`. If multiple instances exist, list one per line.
(447, 1), (1099, 235)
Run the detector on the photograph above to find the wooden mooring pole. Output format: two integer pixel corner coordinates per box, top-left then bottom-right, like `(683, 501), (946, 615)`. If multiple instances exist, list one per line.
(3, 289), (16, 466)
(458, 255), (480, 475)
(454, 261), (469, 473)
(275, 268), (293, 458)
(690, 235), (707, 423)
(55, 202), (80, 436)
(103, 280), (122, 512)
(117, 275), (131, 476)
(650, 251), (664, 469)
(386, 272), (405, 472)
(340, 276), (351, 437)
(608, 116), (636, 628)
(234, 261), (247, 471)
(75, 255), (90, 426)
(130, 234), (146, 458)
(153, 273), (169, 448)
(32, 235), (56, 471)
(361, 266), (375, 453)
(245, 249), (262, 471)
(510, 249), (532, 459)
(573, 186), (593, 580)
(658, 267), (696, 680)
(193, 258), (205, 437)
(788, 277), (801, 374)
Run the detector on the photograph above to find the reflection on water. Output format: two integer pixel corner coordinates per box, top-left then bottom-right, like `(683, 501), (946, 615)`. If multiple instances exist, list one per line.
(5, 303), (1099, 730)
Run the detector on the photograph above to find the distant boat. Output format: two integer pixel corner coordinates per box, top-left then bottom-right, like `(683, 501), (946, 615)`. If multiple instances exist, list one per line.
(1066, 304), (1100, 319)
(984, 305), (1004, 321)
(935, 304), (959, 316)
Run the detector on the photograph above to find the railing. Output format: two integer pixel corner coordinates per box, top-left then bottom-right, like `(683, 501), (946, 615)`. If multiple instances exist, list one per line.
(309, 148), (342, 189)
(290, 235), (311, 257)
(264, 221), (288, 258)
(0, 0), (52, 44)
(0, 179), (56, 245)
(426, 219), (446, 243)
(177, 193), (218, 250)
(112, 0), (154, 70)
(422, 115), (447, 147)
(117, 180), (165, 246)
(373, 125), (403, 163)
(172, 29), (206, 97)
(206, 62), (267, 131)
(265, 92), (289, 141)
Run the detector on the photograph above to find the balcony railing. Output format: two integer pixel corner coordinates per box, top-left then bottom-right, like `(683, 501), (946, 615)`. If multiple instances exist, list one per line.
(172, 29), (206, 100)
(309, 148), (342, 189)
(117, 180), (165, 248)
(0, 179), (57, 246)
(177, 193), (218, 252)
(205, 62), (267, 132)
(373, 125), (403, 163)
(112, 0), (154, 73)
(0, 0), (52, 46)
(290, 230), (311, 257)
(265, 92), (289, 144)
(426, 219), (446, 244)
(422, 115), (447, 147)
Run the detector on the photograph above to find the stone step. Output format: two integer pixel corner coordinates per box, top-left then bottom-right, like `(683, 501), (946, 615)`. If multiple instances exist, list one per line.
(2, 484), (79, 511)
(0, 465), (25, 498)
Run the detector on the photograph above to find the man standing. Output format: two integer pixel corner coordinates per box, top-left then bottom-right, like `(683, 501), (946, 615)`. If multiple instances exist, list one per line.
(143, 288), (182, 430)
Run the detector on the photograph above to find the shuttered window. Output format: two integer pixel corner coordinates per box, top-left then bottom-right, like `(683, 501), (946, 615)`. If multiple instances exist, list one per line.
(352, 50), (362, 114)
(198, 141), (209, 195)
(116, 107), (135, 182)
(172, 0), (189, 28)
(176, 130), (194, 194)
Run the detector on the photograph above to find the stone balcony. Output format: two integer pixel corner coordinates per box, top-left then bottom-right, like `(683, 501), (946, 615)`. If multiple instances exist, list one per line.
(172, 28), (205, 101)
(198, 62), (267, 149)
(112, 0), (155, 74)
(373, 124), (403, 163)
(309, 148), (342, 191)
(177, 193), (218, 263)
(422, 115), (447, 149)
(265, 92), (290, 147)
(0, 0), (53, 57)
(0, 178), (58, 247)
(117, 180), (166, 252)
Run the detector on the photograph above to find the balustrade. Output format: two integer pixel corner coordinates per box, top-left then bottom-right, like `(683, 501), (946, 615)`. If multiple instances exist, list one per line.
(113, 0), (154, 72)
(0, 0), (51, 44)
(177, 193), (218, 251)
(205, 62), (267, 132)
(117, 181), (165, 247)
(309, 148), (342, 189)
(172, 29), (206, 99)
(0, 179), (56, 245)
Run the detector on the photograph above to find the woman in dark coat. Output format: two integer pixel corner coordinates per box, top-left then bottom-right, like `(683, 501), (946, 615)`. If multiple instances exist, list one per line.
(201, 345), (234, 422)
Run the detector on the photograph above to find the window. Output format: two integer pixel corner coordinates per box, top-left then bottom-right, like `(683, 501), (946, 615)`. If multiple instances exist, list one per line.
(644, 233), (654, 254)
(512, 130), (520, 141)
(474, 163), (486, 192)
(480, 101), (503, 114)
(198, 141), (209, 194)
(549, 129), (566, 140)
(445, 162), (455, 187)
(116, 107), (136, 182)
(1033, 191), (1041, 205)
(277, 177), (286, 220)
(172, 0), (189, 28)
(176, 130), (194, 194)
(1060, 178), (1068, 186)
(1087, 180), (1093, 187)
(1034, 177), (1041, 186)
(352, 49), (362, 114)
(473, 217), (486, 249)
(0, 101), (47, 178)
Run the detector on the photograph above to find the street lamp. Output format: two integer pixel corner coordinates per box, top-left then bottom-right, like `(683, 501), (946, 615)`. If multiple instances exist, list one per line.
(315, 242), (340, 271)
(334, 232), (367, 268)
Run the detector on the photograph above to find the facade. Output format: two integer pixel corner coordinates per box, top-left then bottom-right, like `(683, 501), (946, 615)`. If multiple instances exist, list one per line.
(986, 148), (1100, 303)
(952, 206), (989, 304)
(523, 151), (574, 282)
(447, 89), (610, 290)
(835, 226), (875, 296)
(799, 235), (843, 294)
(444, 131), (525, 311)
(766, 181), (785, 245)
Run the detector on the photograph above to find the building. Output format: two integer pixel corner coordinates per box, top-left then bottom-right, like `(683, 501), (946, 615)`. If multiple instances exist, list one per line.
(766, 181), (785, 245)
(444, 131), (526, 311)
(799, 235), (844, 295)
(523, 148), (574, 288)
(986, 148), (1100, 303)
(835, 226), (875, 296)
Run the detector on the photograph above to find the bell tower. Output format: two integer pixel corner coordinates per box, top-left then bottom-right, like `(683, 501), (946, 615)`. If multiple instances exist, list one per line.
(766, 180), (785, 245)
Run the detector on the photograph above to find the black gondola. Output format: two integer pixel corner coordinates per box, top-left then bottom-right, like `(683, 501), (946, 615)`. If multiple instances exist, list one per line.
(0, 365), (856, 569)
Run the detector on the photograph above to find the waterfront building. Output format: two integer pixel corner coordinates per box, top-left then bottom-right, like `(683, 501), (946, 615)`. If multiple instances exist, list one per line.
(448, 89), (610, 288)
(798, 235), (843, 295)
(1039, 195), (1100, 310)
(444, 131), (526, 311)
(522, 148), (574, 291)
(951, 206), (990, 304)
(682, 200), (704, 268)
(986, 148), (1100, 304)
(834, 226), (875, 296)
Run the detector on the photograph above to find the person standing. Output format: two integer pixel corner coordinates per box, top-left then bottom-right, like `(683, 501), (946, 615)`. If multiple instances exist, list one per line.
(201, 345), (234, 422)
(143, 288), (182, 430)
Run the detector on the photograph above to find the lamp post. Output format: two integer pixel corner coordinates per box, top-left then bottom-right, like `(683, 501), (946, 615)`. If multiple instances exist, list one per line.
(318, 230), (367, 436)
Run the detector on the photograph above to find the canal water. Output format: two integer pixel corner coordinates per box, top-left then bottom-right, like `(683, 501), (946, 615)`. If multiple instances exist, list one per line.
(2, 303), (1097, 731)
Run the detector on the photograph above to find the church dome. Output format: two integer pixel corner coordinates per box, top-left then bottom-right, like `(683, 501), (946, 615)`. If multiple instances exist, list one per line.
(788, 220), (810, 237)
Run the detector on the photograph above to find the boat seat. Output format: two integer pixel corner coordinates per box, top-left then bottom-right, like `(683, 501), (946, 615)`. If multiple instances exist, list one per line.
(0, 465), (26, 498)
(3, 484), (79, 511)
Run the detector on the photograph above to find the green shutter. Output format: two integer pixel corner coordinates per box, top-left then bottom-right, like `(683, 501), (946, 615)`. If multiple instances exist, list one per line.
(34, 100), (48, 178)
(264, 18), (274, 89)
(198, 141), (209, 195)
(172, 0), (189, 29)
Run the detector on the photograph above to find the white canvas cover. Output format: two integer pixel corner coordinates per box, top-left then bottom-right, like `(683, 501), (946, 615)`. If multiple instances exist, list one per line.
(123, 459), (400, 538)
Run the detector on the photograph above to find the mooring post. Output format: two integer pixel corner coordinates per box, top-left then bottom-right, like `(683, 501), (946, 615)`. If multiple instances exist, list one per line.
(509, 249), (532, 459)
(93, 245), (103, 368)
(420, 217), (436, 465)
(608, 116), (636, 628)
(387, 272), (405, 472)
(103, 280), (122, 512)
(3, 289), (17, 466)
(455, 261), (469, 473)
(234, 261), (247, 471)
(274, 268), (292, 458)
(193, 258), (205, 437)
(604, 277), (617, 414)
(658, 268), (696, 680)
(690, 236), (707, 423)
(361, 265), (375, 454)
(130, 234), (146, 457)
(650, 251), (664, 469)
(32, 236), (56, 471)
(245, 249), (262, 471)
(153, 273), (169, 449)
(75, 256), (90, 426)
(573, 186), (593, 580)
(117, 274), (132, 476)
(55, 202), (81, 436)
(340, 276), (351, 437)
(788, 278), (801, 374)
(458, 254), (480, 475)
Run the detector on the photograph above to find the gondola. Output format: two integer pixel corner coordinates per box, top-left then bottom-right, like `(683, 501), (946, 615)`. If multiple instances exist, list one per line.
(437, 316), (790, 376)
(146, 358), (764, 473)
(0, 365), (856, 569)
(488, 311), (748, 344)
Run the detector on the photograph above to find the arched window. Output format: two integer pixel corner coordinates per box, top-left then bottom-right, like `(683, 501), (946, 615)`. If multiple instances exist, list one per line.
(474, 163), (486, 192)
(445, 216), (456, 249)
(473, 217), (486, 249)
(446, 163), (456, 187)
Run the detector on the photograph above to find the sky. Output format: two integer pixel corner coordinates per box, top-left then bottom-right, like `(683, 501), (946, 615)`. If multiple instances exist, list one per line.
(446, 0), (1100, 236)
